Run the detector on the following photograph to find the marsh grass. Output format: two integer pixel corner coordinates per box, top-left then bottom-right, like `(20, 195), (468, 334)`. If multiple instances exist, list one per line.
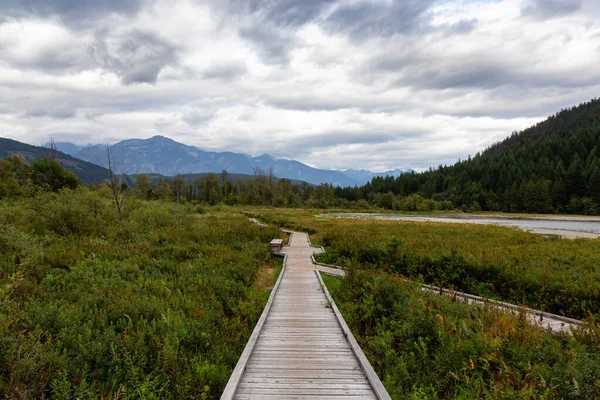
(250, 208), (600, 319)
(323, 270), (600, 399)
(0, 189), (282, 399)
(250, 207), (600, 397)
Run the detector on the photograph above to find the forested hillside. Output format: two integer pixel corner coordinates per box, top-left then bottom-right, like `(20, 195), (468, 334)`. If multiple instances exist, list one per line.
(337, 99), (600, 214)
(0, 138), (112, 184)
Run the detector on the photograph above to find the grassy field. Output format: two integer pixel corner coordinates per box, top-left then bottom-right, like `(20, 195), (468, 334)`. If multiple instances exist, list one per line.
(0, 190), (282, 399)
(323, 271), (600, 399)
(249, 208), (600, 320)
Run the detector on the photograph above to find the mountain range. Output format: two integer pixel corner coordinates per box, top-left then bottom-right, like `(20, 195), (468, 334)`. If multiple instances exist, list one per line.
(51, 136), (410, 187)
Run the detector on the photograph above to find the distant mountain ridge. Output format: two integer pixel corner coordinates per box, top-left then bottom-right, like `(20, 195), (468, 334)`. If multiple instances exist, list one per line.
(342, 168), (411, 184)
(1, 137), (284, 187)
(46, 142), (86, 156)
(60, 136), (409, 186)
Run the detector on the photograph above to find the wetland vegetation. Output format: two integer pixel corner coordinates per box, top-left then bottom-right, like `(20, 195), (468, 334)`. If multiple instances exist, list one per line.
(252, 208), (600, 320)
(1, 156), (599, 399)
(0, 161), (283, 398)
(253, 208), (600, 399)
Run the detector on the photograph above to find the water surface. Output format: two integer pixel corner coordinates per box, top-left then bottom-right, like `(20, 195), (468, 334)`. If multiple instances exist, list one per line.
(320, 213), (600, 238)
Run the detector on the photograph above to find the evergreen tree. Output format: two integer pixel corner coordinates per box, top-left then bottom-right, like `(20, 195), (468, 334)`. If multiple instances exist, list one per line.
(134, 174), (153, 200)
(587, 166), (600, 205)
(565, 155), (586, 197)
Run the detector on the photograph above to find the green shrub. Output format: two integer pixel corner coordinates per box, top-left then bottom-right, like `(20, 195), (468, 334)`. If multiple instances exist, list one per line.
(0, 189), (281, 399)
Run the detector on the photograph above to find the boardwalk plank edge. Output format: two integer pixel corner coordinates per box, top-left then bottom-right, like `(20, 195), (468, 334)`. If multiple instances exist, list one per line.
(220, 252), (289, 400)
(315, 269), (392, 400)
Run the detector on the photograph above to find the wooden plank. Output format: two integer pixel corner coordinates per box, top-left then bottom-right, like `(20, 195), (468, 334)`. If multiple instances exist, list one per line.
(240, 378), (370, 385)
(242, 368), (368, 378)
(316, 270), (392, 400)
(235, 387), (376, 395)
(224, 231), (389, 400)
(235, 396), (376, 399)
(220, 253), (288, 400)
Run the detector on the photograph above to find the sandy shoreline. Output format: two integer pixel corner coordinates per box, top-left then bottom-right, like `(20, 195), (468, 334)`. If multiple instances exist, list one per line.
(318, 213), (600, 239)
(525, 228), (600, 239)
(455, 213), (600, 222)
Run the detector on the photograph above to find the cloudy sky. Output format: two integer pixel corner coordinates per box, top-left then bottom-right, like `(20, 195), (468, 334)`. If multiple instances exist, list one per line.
(1, 0), (599, 171)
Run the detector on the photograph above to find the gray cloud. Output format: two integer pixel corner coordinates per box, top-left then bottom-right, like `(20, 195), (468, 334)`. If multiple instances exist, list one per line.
(441, 18), (478, 35)
(522, 0), (582, 20)
(407, 61), (600, 92)
(0, 19), (92, 74)
(91, 29), (178, 84)
(182, 110), (214, 127)
(267, 95), (356, 112)
(417, 63), (515, 90)
(16, 0), (147, 26)
(220, 0), (336, 27)
(231, 0), (335, 27)
(227, 0), (463, 66)
(238, 23), (295, 64)
(24, 107), (76, 119)
(324, 0), (436, 38)
(211, 0), (335, 65)
(2, 0), (600, 172)
(0, 44), (89, 74)
(288, 131), (399, 150)
(360, 35), (600, 98)
(203, 61), (247, 80)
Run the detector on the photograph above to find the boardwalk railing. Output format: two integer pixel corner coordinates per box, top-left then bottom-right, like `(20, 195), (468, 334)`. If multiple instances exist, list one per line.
(250, 216), (583, 334)
(310, 255), (583, 333)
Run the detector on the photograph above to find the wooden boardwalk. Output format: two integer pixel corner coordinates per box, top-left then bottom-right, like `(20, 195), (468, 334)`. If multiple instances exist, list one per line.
(222, 231), (390, 400)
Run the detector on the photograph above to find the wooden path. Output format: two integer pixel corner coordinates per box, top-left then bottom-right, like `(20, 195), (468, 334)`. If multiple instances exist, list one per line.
(222, 231), (390, 400)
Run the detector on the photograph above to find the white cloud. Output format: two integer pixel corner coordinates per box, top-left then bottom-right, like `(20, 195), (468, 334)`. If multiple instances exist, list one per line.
(1, 0), (599, 172)
(0, 18), (90, 71)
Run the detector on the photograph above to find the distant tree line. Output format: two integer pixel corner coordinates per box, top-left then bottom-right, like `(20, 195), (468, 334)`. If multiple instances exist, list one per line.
(130, 168), (340, 208)
(0, 154), (342, 209)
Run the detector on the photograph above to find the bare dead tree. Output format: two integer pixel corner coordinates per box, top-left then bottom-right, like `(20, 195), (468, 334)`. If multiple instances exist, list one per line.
(47, 137), (58, 161)
(268, 167), (275, 206)
(106, 144), (126, 219)
(253, 166), (263, 179)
